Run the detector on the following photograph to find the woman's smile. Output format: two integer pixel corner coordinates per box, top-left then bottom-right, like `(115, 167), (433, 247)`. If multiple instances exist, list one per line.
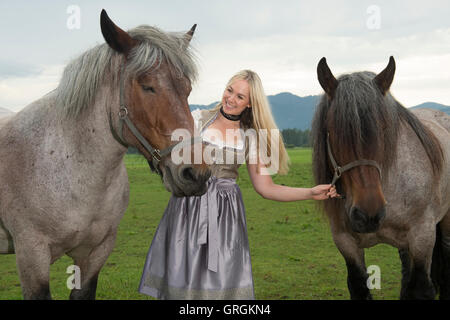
(224, 100), (237, 111)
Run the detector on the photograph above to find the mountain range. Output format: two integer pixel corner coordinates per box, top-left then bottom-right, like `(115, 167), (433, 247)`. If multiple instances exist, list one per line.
(190, 92), (450, 130)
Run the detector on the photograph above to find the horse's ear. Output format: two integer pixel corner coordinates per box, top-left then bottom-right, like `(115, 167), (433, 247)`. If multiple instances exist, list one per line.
(374, 56), (396, 95)
(183, 24), (197, 48)
(100, 10), (138, 55)
(317, 57), (338, 99)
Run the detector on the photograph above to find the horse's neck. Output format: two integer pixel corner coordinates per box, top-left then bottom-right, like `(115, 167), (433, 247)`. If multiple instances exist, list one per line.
(21, 88), (128, 179)
(61, 88), (128, 171)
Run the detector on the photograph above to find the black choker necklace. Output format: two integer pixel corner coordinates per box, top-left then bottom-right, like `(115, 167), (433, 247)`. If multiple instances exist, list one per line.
(220, 106), (242, 121)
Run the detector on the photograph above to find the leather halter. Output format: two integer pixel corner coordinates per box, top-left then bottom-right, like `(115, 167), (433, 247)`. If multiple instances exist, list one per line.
(111, 64), (201, 175)
(327, 133), (382, 190)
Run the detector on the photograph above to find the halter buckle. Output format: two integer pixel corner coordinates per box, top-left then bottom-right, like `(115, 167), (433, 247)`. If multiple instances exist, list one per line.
(118, 107), (128, 120)
(152, 149), (162, 162)
(335, 166), (342, 178)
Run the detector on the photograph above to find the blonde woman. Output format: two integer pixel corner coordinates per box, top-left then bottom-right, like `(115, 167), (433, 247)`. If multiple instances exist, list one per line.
(139, 70), (338, 299)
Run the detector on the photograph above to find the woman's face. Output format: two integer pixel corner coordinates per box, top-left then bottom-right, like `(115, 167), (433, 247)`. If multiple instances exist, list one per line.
(221, 79), (250, 116)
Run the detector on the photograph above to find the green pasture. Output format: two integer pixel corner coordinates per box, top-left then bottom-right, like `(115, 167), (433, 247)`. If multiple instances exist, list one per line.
(0, 148), (401, 300)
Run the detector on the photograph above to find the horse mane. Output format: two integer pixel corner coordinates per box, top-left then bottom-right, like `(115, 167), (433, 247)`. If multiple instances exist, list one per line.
(56, 25), (198, 118)
(311, 71), (444, 215)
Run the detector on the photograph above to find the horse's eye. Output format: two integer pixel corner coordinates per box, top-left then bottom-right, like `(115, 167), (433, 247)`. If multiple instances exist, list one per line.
(141, 85), (155, 93)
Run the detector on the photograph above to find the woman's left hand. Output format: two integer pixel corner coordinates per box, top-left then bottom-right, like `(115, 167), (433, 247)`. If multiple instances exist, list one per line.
(310, 184), (339, 200)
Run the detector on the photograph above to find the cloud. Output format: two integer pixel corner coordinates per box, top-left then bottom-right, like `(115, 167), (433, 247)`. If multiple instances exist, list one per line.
(1, 0), (449, 110)
(0, 60), (43, 79)
(190, 27), (450, 106)
(0, 65), (63, 112)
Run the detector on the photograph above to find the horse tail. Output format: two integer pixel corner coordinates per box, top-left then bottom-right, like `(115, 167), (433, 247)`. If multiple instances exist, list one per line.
(431, 223), (443, 295)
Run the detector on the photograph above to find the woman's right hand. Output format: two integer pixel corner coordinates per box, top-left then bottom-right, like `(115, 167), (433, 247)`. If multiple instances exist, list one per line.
(310, 184), (339, 200)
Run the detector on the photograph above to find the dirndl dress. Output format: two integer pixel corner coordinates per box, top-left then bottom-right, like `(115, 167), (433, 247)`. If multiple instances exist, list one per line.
(138, 175), (255, 299)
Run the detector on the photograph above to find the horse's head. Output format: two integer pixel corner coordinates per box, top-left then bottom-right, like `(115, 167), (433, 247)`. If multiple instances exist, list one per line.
(100, 10), (210, 197)
(315, 57), (397, 233)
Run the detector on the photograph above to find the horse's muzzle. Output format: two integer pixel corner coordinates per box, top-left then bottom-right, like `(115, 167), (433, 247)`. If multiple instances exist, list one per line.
(349, 206), (386, 233)
(178, 165), (211, 196)
(163, 163), (210, 197)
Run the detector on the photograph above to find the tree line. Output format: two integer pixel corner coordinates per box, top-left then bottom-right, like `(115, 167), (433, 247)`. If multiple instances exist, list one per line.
(281, 128), (311, 148)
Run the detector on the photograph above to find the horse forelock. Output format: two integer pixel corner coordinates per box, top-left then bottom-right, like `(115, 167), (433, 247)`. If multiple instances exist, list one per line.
(327, 72), (400, 170)
(330, 71), (444, 178)
(56, 25), (198, 119)
(127, 25), (198, 83)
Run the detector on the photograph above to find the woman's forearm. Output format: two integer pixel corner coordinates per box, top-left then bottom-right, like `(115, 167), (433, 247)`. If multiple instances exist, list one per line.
(257, 182), (313, 202)
(247, 163), (337, 202)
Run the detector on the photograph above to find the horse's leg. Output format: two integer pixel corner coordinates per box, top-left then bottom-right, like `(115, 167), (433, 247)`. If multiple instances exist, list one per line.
(437, 211), (450, 300)
(401, 223), (436, 300)
(333, 233), (372, 300)
(14, 236), (52, 299)
(344, 250), (372, 300)
(68, 233), (117, 300)
(398, 248), (411, 299)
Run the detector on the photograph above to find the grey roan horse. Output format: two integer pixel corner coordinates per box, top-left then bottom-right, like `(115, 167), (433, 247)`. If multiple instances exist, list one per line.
(0, 10), (210, 299)
(312, 57), (450, 299)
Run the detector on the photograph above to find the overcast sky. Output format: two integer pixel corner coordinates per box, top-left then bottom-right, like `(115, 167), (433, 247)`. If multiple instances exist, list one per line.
(0, 0), (449, 112)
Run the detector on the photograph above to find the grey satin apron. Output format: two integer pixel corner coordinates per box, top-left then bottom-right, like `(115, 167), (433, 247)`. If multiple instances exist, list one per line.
(138, 176), (254, 299)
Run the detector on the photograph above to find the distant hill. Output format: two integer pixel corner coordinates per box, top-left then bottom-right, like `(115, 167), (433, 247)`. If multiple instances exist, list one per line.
(267, 93), (319, 130)
(190, 93), (450, 130)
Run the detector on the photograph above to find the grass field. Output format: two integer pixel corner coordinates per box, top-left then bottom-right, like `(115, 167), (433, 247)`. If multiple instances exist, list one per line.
(0, 148), (402, 300)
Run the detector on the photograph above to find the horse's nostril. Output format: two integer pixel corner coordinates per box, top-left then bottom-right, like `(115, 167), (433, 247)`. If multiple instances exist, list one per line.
(182, 167), (196, 182)
(374, 207), (386, 224)
(350, 207), (367, 224)
(349, 205), (385, 233)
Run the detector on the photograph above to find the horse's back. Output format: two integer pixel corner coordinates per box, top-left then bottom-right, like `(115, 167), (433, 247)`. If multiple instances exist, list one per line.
(412, 108), (450, 133)
(411, 108), (450, 160)
(411, 108), (450, 158)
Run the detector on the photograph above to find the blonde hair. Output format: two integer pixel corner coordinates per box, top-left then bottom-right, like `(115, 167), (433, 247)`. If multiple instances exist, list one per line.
(213, 70), (290, 175)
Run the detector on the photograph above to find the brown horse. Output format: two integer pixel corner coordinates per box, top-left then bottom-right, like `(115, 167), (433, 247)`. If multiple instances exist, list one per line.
(0, 10), (210, 299)
(311, 57), (450, 299)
